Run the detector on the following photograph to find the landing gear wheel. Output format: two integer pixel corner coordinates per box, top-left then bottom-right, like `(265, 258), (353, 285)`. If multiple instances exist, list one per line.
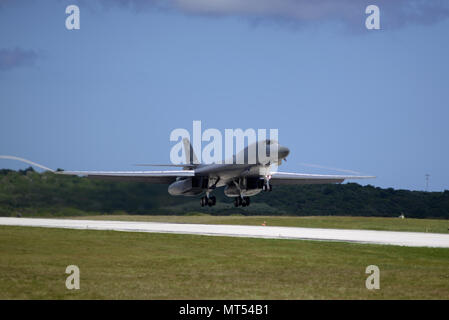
(201, 195), (217, 207)
(235, 197), (243, 207)
(234, 197), (251, 207)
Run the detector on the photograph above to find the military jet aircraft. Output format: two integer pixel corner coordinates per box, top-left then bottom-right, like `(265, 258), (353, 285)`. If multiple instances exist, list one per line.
(46, 138), (374, 207)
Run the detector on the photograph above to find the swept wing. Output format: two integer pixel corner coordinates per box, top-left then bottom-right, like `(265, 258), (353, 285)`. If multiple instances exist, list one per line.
(56, 170), (194, 184)
(269, 172), (375, 185)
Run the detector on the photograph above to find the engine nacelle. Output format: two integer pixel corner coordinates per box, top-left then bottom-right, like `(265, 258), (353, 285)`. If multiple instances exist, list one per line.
(224, 177), (264, 197)
(168, 177), (208, 196)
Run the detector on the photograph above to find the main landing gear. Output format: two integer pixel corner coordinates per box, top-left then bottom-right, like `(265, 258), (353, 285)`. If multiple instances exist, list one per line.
(200, 195), (216, 207)
(234, 196), (251, 207)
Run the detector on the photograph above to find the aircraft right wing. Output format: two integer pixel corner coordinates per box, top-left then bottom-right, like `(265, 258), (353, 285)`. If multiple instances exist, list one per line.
(269, 172), (375, 185)
(57, 170), (194, 184)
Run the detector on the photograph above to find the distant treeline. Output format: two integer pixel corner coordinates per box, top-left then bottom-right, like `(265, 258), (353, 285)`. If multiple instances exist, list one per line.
(1, 167), (448, 218)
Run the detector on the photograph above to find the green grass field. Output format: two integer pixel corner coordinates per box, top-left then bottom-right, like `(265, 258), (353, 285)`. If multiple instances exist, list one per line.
(1, 225), (448, 299)
(65, 215), (449, 234)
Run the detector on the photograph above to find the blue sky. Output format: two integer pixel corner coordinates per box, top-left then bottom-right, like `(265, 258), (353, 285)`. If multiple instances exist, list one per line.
(0, 0), (448, 191)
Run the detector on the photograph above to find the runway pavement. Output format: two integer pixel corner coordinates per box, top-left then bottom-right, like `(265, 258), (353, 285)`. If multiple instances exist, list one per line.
(1, 217), (449, 248)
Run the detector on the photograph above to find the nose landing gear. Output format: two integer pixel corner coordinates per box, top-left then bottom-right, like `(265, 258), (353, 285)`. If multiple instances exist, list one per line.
(262, 175), (272, 192)
(262, 184), (272, 192)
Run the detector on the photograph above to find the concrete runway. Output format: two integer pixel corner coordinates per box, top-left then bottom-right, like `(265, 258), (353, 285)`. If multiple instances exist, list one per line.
(1, 217), (449, 248)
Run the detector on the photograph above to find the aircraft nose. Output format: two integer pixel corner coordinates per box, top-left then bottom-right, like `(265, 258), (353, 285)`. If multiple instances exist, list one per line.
(278, 146), (290, 159)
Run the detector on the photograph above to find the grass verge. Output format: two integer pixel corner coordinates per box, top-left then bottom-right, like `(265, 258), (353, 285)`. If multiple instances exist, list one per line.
(1, 226), (448, 299)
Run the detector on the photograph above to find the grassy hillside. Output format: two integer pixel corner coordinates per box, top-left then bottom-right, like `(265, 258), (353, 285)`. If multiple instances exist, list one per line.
(1, 226), (448, 299)
(1, 168), (448, 218)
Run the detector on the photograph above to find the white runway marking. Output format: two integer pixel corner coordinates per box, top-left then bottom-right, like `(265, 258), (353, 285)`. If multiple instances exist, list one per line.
(1, 217), (449, 248)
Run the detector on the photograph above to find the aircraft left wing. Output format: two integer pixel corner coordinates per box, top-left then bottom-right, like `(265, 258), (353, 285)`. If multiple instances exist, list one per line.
(269, 172), (375, 185)
(57, 170), (194, 184)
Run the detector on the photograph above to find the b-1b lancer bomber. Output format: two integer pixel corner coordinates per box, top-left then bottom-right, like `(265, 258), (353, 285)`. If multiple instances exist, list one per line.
(58, 139), (374, 207)
(1, 139), (374, 207)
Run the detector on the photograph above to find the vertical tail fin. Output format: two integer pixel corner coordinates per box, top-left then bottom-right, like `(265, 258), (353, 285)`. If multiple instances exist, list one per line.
(182, 138), (199, 164)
